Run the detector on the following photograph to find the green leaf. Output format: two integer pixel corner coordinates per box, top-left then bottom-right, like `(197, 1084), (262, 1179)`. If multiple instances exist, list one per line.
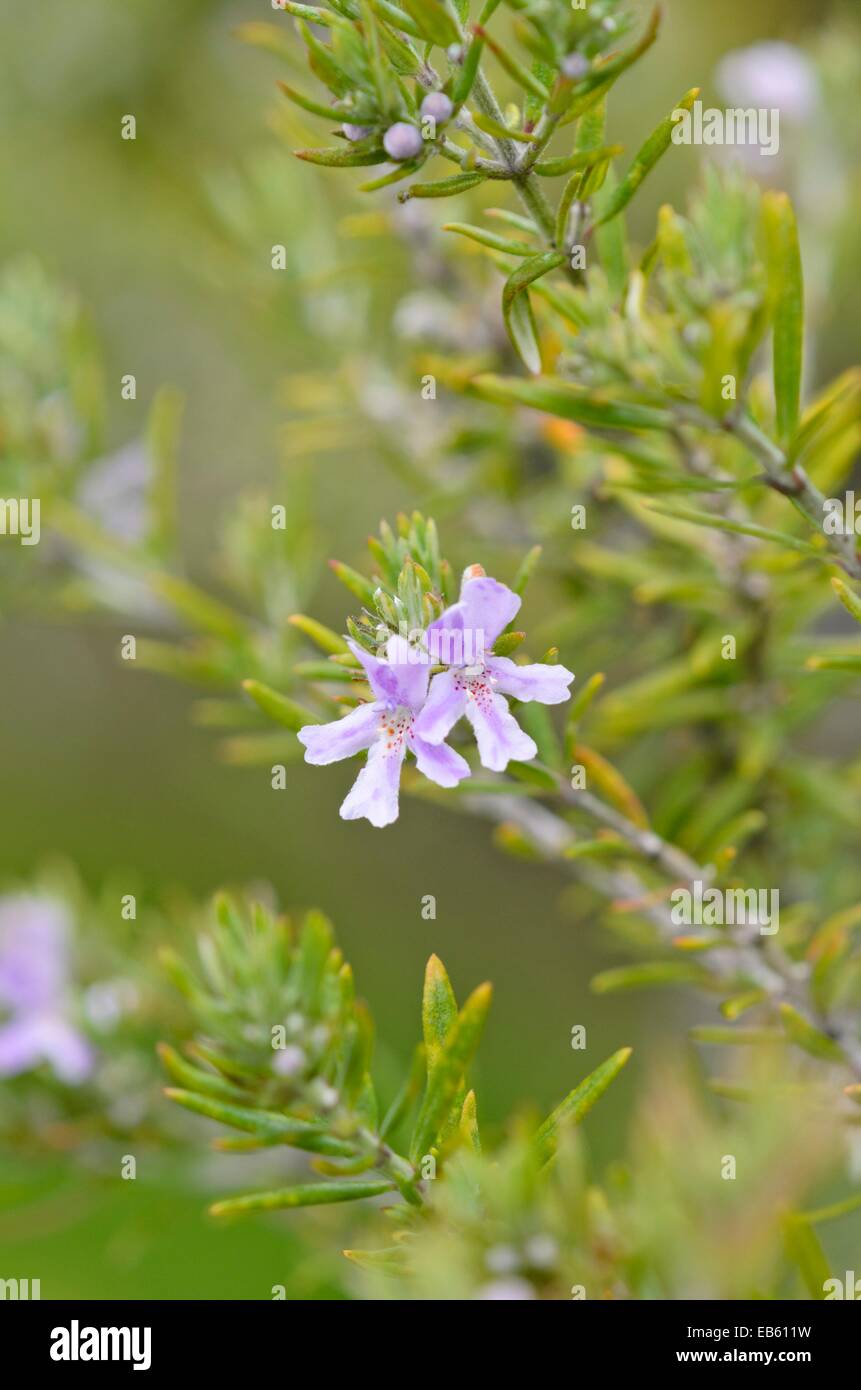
(473, 25), (549, 100)
(830, 577), (861, 624)
(782, 1214), (831, 1300)
(328, 558), (378, 605)
(277, 80), (344, 122)
(295, 146), (388, 168)
(380, 1043), (426, 1139)
(399, 172), (488, 200)
(298, 909), (334, 1012)
(410, 982), (492, 1162)
(147, 573), (245, 641)
(532, 144), (622, 177)
(502, 252), (566, 373)
(242, 680), (319, 731)
(459, 1089), (481, 1154)
(288, 612), (350, 654)
(504, 287), (541, 375)
(472, 111), (536, 144)
(592, 962), (710, 993)
(534, 1048), (632, 1164)
(234, 21), (298, 62)
(512, 543), (542, 595)
(471, 375), (674, 431)
(806, 651), (861, 673)
(689, 1026), (783, 1046)
(164, 1090), (354, 1156)
(593, 166), (628, 299)
(778, 1003), (844, 1062)
(210, 1180), (396, 1217)
(444, 222), (535, 257)
(797, 1191), (861, 1226)
(398, 0), (458, 46)
(492, 630), (526, 656)
(643, 501), (824, 559)
(720, 990), (767, 1021)
(763, 191), (804, 445)
(565, 671), (605, 739)
(422, 955), (458, 1069)
(293, 660), (355, 683)
(342, 1245), (406, 1271)
(453, 31), (486, 107)
(157, 1044), (246, 1102)
(595, 88), (699, 227)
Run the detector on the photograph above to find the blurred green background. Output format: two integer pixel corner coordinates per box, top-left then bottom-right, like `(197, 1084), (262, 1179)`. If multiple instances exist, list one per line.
(0, 0), (857, 1297)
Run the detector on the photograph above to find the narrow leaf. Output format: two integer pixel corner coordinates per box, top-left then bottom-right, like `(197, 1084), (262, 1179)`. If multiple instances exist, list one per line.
(210, 1180), (395, 1217)
(595, 88), (699, 227)
(763, 191), (804, 444)
(534, 1048), (632, 1163)
(242, 679), (319, 730)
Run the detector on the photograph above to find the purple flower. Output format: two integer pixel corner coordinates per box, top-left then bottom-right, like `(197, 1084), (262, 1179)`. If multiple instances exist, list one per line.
(0, 896), (95, 1084)
(413, 567), (574, 772)
(716, 42), (818, 123)
(297, 635), (470, 827)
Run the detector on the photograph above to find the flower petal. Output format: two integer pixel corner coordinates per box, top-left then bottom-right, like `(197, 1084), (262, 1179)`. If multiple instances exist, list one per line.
(339, 738), (406, 827)
(465, 688), (537, 772)
(35, 1015), (96, 1084)
(488, 656), (575, 704)
(412, 669), (469, 744)
(297, 701), (382, 765)
(0, 1012), (94, 1084)
(0, 1015), (44, 1077)
(348, 637), (429, 710)
(409, 733), (471, 788)
(0, 895), (72, 1012)
(458, 575), (521, 646)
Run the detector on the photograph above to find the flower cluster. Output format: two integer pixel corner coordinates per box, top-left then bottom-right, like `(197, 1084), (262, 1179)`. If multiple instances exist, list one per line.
(298, 564), (574, 827)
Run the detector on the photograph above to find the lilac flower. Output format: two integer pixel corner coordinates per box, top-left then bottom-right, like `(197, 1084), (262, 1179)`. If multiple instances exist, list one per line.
(716, 42), (819, 123)
(0, 896), (94, 1084)
(413, 567), (574, 772)
(297, 635), (470, 827)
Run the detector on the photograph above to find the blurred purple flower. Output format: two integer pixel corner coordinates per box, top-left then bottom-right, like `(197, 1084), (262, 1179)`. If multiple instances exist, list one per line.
(0, 895), (95, 1084)
(297, 634), (470, 827)
(413, 568), (574, 772)
(716, 42), (819, 122)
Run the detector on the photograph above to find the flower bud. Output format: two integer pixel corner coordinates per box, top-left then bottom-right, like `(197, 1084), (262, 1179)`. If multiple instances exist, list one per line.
(383, 121), (424, 161)
(446, 43), (465, 64)
(561, 53), (590, 81)
(420, 92), (454, 126)
(342, 123), (371, 142)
